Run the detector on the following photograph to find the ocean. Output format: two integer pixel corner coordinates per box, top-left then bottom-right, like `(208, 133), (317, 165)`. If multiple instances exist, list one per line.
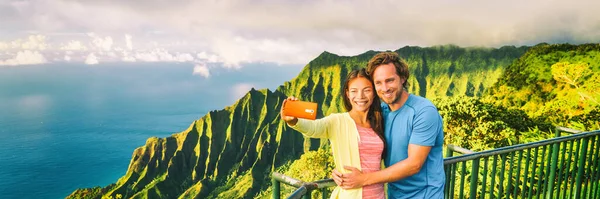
(0, 62), (301, 199)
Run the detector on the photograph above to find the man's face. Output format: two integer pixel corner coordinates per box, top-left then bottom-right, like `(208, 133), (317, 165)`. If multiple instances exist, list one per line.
(372, 63), (403, 105)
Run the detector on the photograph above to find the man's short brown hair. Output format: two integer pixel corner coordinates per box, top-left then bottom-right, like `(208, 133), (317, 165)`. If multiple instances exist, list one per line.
(366, 51), (410, 89)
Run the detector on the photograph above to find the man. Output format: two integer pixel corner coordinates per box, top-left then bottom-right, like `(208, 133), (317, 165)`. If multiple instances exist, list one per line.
(333, 52), (445, 198)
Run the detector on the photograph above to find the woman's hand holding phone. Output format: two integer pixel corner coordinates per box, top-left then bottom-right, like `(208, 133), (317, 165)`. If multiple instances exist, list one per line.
(281, 96), (299, 126)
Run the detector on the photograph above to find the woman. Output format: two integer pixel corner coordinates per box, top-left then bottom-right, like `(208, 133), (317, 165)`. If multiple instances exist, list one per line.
(280, 68), (385, 199)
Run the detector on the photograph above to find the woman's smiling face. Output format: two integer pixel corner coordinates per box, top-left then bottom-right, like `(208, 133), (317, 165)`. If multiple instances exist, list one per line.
(346, 76), (375, 112)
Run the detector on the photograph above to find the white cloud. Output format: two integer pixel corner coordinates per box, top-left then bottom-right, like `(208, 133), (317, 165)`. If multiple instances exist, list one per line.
(122, 57), (136, 62)
(0, 50), (47, 66)
(61, 40), (87, 51)
(85, 53), (99, 65)
(0, 35), (49, 51)
(21, 34), (48, 50)
(192, 63), (210, 78)
(134, 48), (170, 62)
(87, 32), (113, 51)
(212, 36), (319, 66)
(64, 55), (71, 61)
(196, 52), (220, 63)
(231, 83), (255, 101)
(103, 0), (600, 65)
(3, 0), (600, 66)
(176, 53), (194, 62)
(125, 34), (133, 50)
(133, 51), (159, 62)
(107, 51), (117, 58)
(133, 48), (196, 62)
(0, 42), (8, 50)
(122, 51), (136, 62)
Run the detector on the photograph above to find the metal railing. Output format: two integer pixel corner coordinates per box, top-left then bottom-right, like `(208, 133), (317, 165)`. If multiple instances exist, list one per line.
(447, 144), (476, 155)
(271, 172), (336, 199)
(272, 127), (600, 199)
(444, 127), (599, 199)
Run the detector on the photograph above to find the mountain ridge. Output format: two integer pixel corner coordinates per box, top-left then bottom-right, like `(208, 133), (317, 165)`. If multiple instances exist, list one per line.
(67, 44), (530, 199)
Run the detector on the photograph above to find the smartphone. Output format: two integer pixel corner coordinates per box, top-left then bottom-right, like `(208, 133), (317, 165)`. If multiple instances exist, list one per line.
(283, 100), (318, 120)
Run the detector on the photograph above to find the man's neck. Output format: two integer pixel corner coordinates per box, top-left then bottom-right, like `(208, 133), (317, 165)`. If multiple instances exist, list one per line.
(388, 90), (409, 112)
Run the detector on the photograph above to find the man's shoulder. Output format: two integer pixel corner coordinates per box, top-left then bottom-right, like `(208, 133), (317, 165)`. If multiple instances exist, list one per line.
(408, 95), (443, 127)
(407, 94), (438, 111)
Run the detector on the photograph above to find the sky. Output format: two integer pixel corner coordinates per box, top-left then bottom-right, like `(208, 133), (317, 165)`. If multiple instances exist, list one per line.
(1, 0), (599, 67)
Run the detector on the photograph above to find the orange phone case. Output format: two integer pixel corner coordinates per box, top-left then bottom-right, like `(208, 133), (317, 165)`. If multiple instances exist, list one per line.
(283, 100), (318, 120)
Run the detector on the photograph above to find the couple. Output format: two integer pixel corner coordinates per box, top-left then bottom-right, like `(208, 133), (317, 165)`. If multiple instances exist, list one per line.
(280, 52), (445, 199)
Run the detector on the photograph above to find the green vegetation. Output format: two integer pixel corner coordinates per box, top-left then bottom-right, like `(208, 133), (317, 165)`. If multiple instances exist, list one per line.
(488, 43), (600, 130)
(438, 43), (600, 199)
(434, 97), (553, 151)
(67, 43), (600, 199)
(67, 185), (115, 199)
(255, 148), (335, 199)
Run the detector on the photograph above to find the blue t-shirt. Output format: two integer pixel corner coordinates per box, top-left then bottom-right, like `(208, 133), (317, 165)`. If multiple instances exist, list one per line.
(382, 94), (445, 199)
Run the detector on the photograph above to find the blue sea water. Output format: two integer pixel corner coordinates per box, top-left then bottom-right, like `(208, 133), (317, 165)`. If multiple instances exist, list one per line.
(0, 62), (302, 199)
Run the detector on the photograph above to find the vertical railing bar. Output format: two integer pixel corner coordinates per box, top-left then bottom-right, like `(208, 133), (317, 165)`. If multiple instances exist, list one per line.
(470, 158), (480, 199)
(556, 141), (567, 199)
(506, 152), (515, 197)
(594, 135), (600, 198)
(569, 139), (582, 199)
(489, 155), (498, 199)
(536, 145), (548, 199)
(574, 137), (589, 199)
(459, 161), (467, 199)
(562, 140), (576, 199)
(591, 135), (598, 196)
(480, 157), (489, 199)
(445, 146), (453, 199)
(521, 148), (531, 199)
(272, 177), (280, 199)
(513, 150), (523, 198)
(303, 189), (312, 199)
(546, 128), (560, 199)
(447, 146), (453, 158)
(452, 162), (459, 198)
(321, 188), (328, 199)
(584, 136), (596, 198)
(498, 154), (507, 199)
(445, 164), (451, 197)
(543, 140), (556, 198)
(451, 162), (457, 199)
(592, 136), (598, 197)
(592, 135), (600, 199)
(527, 147), (539, 199)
